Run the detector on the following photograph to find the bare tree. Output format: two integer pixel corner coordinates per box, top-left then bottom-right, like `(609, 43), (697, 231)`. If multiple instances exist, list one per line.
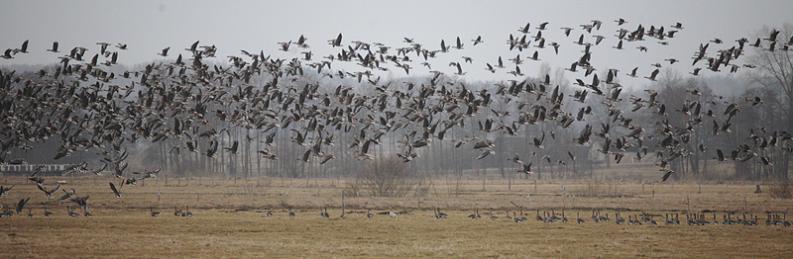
(750, 24), (793, 107)
(357, 157), (420, 197)
(748, 24), (793, 180)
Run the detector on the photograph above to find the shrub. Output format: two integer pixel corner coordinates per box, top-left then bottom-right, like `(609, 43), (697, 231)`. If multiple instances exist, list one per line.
(769, 181), (793, 199)
(356, 157), (420, 197)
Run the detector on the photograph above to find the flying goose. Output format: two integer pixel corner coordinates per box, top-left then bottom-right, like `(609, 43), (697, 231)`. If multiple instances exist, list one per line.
(0, 185), (13, 197)
(47, 41), (59, 52)
(158, 47), (170, 57)
(36, 183), (61, 198)
(16, 197), (30, 214)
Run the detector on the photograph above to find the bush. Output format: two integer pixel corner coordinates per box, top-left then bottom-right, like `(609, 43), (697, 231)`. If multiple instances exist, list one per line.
(345, 178), (364, 197)
(573, 180), (627, 198)
(769, 182), (793, 199)
(355, 157), (421, 197)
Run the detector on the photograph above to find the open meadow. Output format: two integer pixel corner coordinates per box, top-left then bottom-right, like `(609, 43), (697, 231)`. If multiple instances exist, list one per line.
(1, 173), (792, 258)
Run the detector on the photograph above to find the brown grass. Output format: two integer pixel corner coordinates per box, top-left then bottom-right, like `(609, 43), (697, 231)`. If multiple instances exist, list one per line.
(1, 174), (792, 258)
(769, 182), (793, 199)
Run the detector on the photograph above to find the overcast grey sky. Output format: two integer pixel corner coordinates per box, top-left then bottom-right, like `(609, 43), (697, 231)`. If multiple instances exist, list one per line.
(2, 0), (792, 82)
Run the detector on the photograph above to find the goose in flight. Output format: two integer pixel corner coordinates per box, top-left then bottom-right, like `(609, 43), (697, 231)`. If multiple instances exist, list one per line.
(36, 183), (60, 198)
(528, 50), (539, 61)
(16, 197), (30, 214)
(660, 168), (675, 182)
(560, 27), (573, 37)
(186, 40), (199, 52)
(109, 182), (122, 198)
(765, 29), (780, 42)
(472, 36), (483, 46)
(69, 195), (90, 214)
(550, 42), (560, 54)
(455, 36), (464, 49)
(485, 63), (495, 73)
(0, 185), (13, 197)
(440, 39), (449, 52)
(645, 69), (659, 81)
(690, 67), (701, 76)
(450, 62), (465, 75)
(508, 65), (523, 76)
(592, 35), (605, 45)
(2, 49), (13, 59)
(536, 22), (549, 30)
(329, 33), (343, 47)
(96, 42), (110, 54)
(58, 188), (76, 202)
(518, 162), (534, 175)
(17, 40), (29, 53)
(278, 41), (292, 51)
(47, 41), (59, 52)
(518, 22), (531, 34)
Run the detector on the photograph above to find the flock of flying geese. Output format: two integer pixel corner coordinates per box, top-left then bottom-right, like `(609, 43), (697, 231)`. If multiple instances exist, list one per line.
(1, 18), (793, 216)
(0, 181), (89, 218)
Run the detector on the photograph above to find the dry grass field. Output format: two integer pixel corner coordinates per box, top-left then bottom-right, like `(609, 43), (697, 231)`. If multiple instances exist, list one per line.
(1, 173), (792, 258)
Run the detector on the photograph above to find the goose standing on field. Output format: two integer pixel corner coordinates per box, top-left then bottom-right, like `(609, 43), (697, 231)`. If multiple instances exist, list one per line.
(468, 209), (481, 219)
(600, 213), (610, 222)
(615, 212), (625, 224)
(488, 210), (498, 220)
(43, 205), (53, 217)
(434, 208), (448, 219)
(561, 209), (568, 223)
(513, 212), (528, 223)
(67, 206), (80, 217)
